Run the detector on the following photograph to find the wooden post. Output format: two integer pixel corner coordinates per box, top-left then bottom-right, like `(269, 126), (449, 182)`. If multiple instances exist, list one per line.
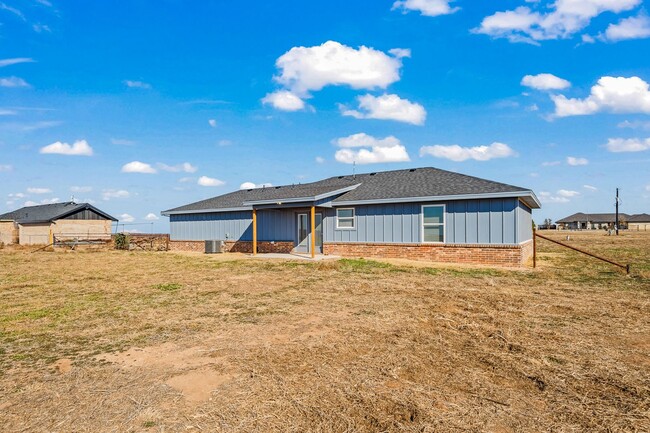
(310, 206), (316, 259)
(252, 209), (257, 255)
(533, 228), (536, 268)
(49, 228), (53, 246)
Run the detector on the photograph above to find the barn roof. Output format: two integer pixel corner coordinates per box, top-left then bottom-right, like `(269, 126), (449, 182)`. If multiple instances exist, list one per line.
(163, 167), (540, 215)
(0, 202), (118, 223)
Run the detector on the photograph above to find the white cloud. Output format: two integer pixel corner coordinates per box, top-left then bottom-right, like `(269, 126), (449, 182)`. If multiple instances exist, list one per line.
(121, 161), (157, 174)
(0, 164), (12, 172)
(521, 73), (571, 90)
(102, 189), (130, 201)
(208, 119), (217, 128)
(144, 213), (159, 221)
(0, 57), (35, 67)
(261, 90), (305, 111)
(70, 186), (92, 193)
(40, 197), (59, 205)
(617, 120), (650, 130)
(119, 213), (135, 223)
(272, 40), (408, 96)
(217, 139), (232, 146)
(538, 191), (569, 203)
(24, 201), (39, 207)
(27, 187), (51, 194)
(474, 0), (641, 43)
(646, 184), (650, 192)
(197, 176), (225, 187)
(111, 138), (135, 146)
(124, 80), (151, 89)
(333, 133), (410, 164)
(542, 160), (562, 166)
(392, 0), (459, 17)
(157, 162), (197, 173)
(605, 137), (650, 152)
(584, 184), (598, 191)
(419, 142), (516, 162)
(552, 76), (650, 117)
(9, 193), (26, 199)
(315, 156), (325, 164)
(32, 23), (51, 33)
(239, 182), (273, 190)
(0, 76), (29, 87)
(557, 189), (580, 198)
(567, 156), (588, 166)
(0, 109), (17, 115)
(603, 13), (650, 41)
(340, 94), (426, 125)
(39, 139), (93, 156)
(178, 177), (194, 183)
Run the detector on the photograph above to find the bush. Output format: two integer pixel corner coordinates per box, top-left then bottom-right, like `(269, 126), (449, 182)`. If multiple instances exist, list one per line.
(114, 233), (130, 250)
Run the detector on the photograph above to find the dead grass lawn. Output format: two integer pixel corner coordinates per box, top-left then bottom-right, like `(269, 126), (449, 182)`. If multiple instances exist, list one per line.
(0, 231), (648, 432)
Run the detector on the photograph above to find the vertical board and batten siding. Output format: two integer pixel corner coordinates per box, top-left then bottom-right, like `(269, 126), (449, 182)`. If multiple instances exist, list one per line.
(322, 203), (421, 244)
(62, 209), (110, 220)
(170, 209), (296, 242)
(445, 198), (518, 244)
(170, 211), (252, 241)
(517, 200), (533, 243)
(324, 198), (529, 245)
(170, 198), (534, 245)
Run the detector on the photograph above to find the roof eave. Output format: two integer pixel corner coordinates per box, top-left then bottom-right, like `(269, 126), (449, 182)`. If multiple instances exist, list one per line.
(241, 184), (361, 207)
(161, 206), (252, 216)
(333, 191), (542, 209)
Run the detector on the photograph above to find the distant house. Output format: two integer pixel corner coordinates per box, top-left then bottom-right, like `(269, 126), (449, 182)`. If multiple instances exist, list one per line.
(0, 202), (117, 245)
(554, 212), (650, 230)
(162, 167), (541, 267)
(628, 213), (650, 231)
(556, 213), (627, 230)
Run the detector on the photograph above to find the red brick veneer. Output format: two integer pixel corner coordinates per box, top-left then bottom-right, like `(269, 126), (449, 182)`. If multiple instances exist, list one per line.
(168, 240), (294, 254)
(323, 240), (533, 267)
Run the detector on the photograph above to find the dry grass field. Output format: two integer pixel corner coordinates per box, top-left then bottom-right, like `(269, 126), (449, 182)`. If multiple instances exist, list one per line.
(1, 231), (649, 432)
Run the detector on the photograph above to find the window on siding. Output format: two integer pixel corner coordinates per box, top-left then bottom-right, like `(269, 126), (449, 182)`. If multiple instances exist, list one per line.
(422, 205), (444, 243)
(336, 208), (355, 229)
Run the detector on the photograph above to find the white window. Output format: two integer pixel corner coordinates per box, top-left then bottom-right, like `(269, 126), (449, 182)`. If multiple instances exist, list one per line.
(422, 205), (445, 243)
(336, 208), (355, 229)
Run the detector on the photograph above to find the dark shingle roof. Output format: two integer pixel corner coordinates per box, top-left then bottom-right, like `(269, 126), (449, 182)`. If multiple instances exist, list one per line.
(0, 202), (117, 223)
(556, 213), (630, 223)
(164, 167), (539, 214)
(628, 213), (650, 222)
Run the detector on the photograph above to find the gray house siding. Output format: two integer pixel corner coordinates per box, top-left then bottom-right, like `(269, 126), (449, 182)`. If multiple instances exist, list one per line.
(517, 201), (533, 243)
(323, 198), (529, 245)
(170, 197), (533, 245)
(170, 209), (298, 242)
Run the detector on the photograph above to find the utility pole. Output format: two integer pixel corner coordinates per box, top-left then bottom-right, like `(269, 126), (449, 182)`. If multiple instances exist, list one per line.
(614, 188), (618, 236)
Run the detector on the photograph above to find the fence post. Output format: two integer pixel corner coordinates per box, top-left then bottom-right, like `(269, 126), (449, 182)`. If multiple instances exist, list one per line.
(533, 228), (536, 268)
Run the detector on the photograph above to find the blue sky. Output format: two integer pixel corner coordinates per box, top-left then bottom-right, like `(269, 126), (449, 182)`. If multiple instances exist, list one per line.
(2, 0), (650, 232)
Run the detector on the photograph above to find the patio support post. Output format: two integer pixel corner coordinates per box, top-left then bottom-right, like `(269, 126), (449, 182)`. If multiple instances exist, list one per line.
(252, 208), (257, 255)
(310, 205), (316, 259)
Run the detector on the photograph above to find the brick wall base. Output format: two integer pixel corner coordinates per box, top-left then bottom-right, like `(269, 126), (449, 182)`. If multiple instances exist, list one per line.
(323, 241), (533, 267)
(168, 240), (294, 254)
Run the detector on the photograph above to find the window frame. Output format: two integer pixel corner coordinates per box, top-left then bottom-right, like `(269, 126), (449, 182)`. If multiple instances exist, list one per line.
(336, 207), (356, 230)
(421, 204), (446, 244)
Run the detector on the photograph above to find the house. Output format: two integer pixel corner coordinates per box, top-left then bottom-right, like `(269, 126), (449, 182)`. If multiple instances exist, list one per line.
(162, 167), (540, 267)
(0, 202), (117, 245)
(556, 213), (629, 230)
(628, 213), (650, 231)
